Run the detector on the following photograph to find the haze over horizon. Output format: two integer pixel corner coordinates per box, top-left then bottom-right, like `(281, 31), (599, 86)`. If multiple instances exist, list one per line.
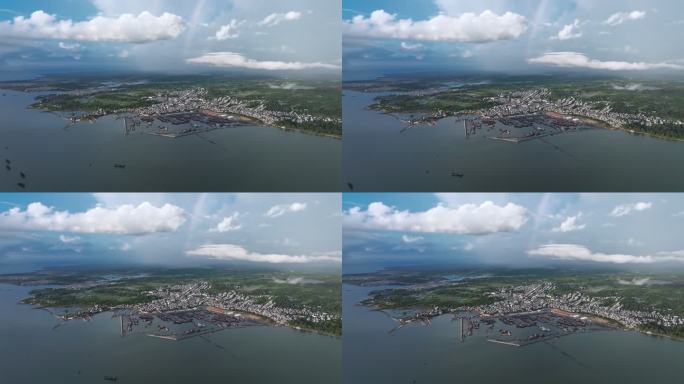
(343, 0), (684, 78)
(343, 193), (684, 272)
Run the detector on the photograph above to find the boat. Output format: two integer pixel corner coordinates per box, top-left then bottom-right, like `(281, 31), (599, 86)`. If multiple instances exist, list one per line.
(113, 163), (126, 169)
(104, 376), (118, 381)
(17, 183), (25, 189)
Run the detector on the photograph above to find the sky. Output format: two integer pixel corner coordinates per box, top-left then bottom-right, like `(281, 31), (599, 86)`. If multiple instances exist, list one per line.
(343, 0), (684, 77)
(0, 193), (341, 271)
(343, 193), (684, 272)
(0, 0), (340, 75)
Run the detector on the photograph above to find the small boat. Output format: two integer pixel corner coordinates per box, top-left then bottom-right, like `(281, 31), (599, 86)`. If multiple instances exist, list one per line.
(113, 163), (126, 169)
(450, 172), (464, 178)
(104, 376), (118, 381)
(4, 159), (10, 164)
(20, 172), (26, 179)
(347, 182), (354, 190)
(5, 165), (10, 171)
(17, 183), (25, 189)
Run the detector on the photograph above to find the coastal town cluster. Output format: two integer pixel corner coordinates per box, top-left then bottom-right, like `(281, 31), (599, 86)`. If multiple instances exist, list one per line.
(62, 281), (338, 328)
(474, 283), (684, 329)
(479, 88), (680, 129)
(133, 87), (340, 127)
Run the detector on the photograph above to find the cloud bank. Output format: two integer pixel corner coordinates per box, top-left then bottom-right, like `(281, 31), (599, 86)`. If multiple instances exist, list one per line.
(529, 52), (684, 71)
(344, 9), (527, 42)
(528, 244), (684, 264)
(186, 244), (340, 264)
(187, 52), (339, 70)
(343, 201), (528, 235)
(0, 202), (186, 235)
(0, 10), (185, 43)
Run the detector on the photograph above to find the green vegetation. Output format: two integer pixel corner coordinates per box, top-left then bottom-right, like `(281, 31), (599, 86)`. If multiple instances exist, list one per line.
(641, 323), (684, 340)
(34, 90), (156, 112)
(370, 91), (499, 114)
(363, 285), (497, 310)
(289, 318), (342, 337)
(23, 282), (160, 307)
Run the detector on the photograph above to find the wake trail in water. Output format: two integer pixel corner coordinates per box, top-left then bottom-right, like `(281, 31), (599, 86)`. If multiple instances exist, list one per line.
(196, 134), (229, 151)
(199, 334), (239, 358)
(544, 340), (591, 370)
(539, 137), (577, 160)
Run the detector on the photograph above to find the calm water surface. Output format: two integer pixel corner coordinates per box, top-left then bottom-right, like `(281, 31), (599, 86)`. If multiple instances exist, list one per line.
(0, 284), (341, 383)
(343, 91), (684, 191)
(343, 283), (684, 384)
(0, 90), (340, 191)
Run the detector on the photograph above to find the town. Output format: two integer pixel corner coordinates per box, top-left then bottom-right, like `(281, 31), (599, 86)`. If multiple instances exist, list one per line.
(39, 86), (342, 137)
(393, 282), (683, 334)
(56, 281), (339, 335)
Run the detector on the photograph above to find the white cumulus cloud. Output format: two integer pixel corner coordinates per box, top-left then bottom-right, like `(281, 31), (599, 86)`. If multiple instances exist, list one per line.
(0, 202), (186, 235)
(343, 201), (528, 235)
(555, 19), (582, 40)
(528, 52), (684, 71)
(552, 213), (585, 232)
(343, 9), (527, 42)
(611, 202), (653, 217)
(528, 244), (684, 264)
(214, 19), (243, 40)
(212, 213), (242, 233)
(187, 52), (339, 70)
(0, 10), (185, 43)
(258, 11), (302, 27)
(603, 11), (646, 26)
(264, 202), (307, 218)
(186, 244), (341, 264)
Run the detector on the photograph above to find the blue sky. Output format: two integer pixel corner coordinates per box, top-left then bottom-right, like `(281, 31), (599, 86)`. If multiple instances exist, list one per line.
(343, 193), (684, 271)
(0, 0), (340, 75)
(0, 193), (341, 270)
(343, 0), (684, 76)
